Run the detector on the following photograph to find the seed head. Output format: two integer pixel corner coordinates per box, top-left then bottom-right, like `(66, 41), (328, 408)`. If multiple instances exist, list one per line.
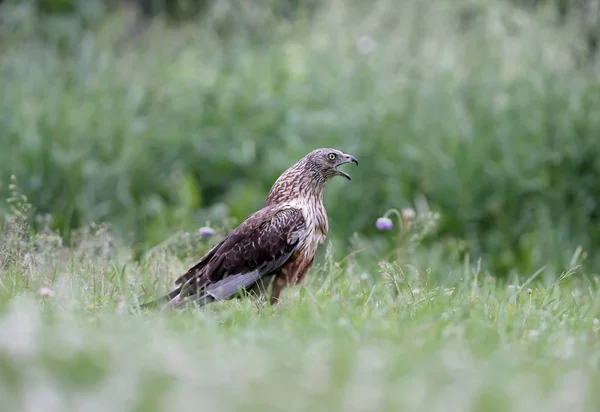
(401, 208), (416, 229)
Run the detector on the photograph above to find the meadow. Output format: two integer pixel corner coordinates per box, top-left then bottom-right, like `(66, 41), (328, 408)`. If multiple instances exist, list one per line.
(1, 177), (599, 411)
(1, 0), (600, 410)
(2, 0), (600, 275)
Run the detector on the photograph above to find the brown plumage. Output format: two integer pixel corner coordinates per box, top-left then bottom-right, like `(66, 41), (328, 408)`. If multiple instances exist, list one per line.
(139, 148), (358, 310)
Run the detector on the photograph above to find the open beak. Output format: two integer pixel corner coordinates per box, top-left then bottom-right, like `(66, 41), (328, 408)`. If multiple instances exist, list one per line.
(335, 154), (359, 180)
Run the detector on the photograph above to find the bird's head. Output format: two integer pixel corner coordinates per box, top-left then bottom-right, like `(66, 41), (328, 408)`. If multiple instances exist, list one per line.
(304, 148), (359, 181)
(264, 148), (359, 206)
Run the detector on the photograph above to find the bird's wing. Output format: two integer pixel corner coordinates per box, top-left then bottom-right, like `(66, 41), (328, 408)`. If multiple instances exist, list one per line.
(173, 205), (306, 301)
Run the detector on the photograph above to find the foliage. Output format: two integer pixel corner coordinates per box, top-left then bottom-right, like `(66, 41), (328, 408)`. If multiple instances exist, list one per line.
(1, 0), (599, 277)
(0, 183), (599, 411)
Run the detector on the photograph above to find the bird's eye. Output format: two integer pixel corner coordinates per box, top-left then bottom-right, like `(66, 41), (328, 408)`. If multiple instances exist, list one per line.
(328, 153), (336, 161)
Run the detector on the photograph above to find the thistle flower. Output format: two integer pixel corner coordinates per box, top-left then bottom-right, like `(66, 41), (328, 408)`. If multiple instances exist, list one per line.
(198, 226), (215, 238)
(376, 217), (393, 231)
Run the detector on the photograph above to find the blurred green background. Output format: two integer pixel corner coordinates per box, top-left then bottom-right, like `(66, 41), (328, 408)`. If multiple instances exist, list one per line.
(1, 0), (599, 277)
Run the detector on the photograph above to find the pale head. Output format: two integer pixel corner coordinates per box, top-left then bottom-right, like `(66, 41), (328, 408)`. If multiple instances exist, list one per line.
(301, 148), (359, 181)
(264, 148), (359, 206)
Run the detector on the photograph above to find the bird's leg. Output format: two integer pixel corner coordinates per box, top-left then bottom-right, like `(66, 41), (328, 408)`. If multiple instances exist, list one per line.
(269, 277), (287, 306)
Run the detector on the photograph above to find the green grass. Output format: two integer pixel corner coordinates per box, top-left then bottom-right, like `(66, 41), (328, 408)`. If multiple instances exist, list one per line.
(1, 0), (600, 276)
(2, 1), (600, 409)
(2, 188), (600, 411)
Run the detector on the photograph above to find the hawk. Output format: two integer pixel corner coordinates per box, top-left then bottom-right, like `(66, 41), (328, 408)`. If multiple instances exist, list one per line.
(139, 148), (358, 309)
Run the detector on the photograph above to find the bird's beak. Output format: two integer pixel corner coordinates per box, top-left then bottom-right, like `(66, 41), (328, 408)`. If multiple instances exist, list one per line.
(335, 154), (359, 180)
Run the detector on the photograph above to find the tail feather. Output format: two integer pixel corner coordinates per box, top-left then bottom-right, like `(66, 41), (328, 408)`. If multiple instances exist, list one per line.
(164, 291), (216, 310)
(137, 286), (216, 310)
(137, 286), (181, 310)
(138, 269), (264, 310)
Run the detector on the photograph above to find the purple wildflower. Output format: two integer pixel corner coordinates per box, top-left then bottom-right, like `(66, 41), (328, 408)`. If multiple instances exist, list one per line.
(376, 217), (393, 231)
(198, 226), (215, 238)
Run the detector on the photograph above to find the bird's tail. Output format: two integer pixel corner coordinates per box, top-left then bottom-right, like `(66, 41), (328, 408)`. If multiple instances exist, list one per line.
(137, 287), (182, 310)
(136, 286), (218, 310)
(162, 291), (216, 310)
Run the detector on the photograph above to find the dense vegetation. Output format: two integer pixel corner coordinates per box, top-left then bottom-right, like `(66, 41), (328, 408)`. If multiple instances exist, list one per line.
(2, 1), (600, 277)
(2, 2), (600, 410)
(0, 2), (597, 281)
(1, 180), (599, 411)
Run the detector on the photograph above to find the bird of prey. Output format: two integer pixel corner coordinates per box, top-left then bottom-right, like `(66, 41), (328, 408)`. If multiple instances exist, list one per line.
(139, 148), (358, 310)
